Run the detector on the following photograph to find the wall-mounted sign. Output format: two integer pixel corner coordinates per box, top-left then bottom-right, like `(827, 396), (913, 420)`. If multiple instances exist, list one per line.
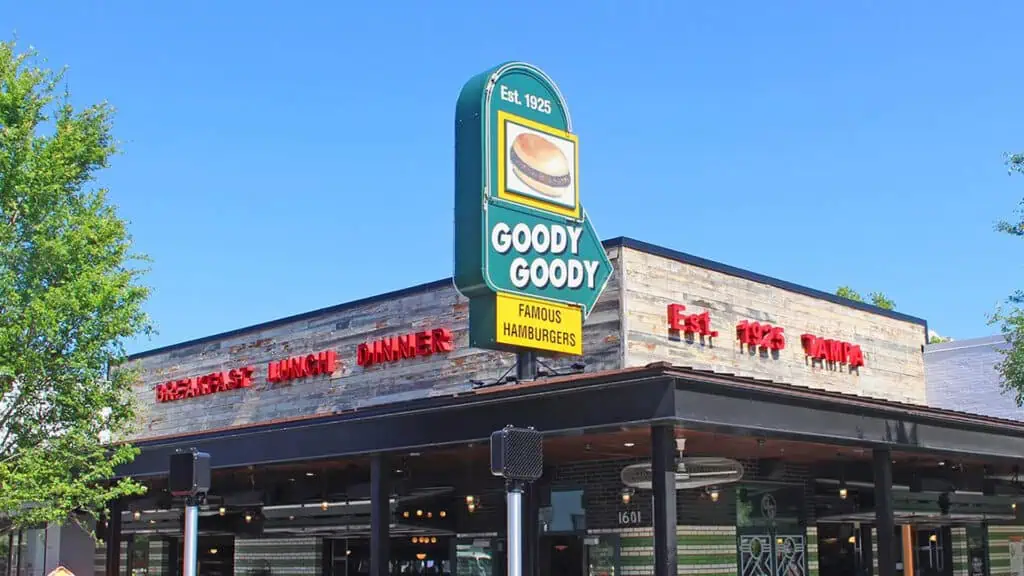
(156, 366), (255, 403)
(620, 458), (744, 490)
(357, 328), (454, 368)
(453, 62), (612, 356)
(736, 320), (786, 351)
(800, 334), (864, 368)
(667, 304), (718, 338)
(617, 510), (642, 526)
(268, 350), (338, 384)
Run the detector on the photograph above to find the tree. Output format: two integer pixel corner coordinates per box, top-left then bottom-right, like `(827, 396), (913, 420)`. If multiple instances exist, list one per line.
(0, 40), (151, 529)
(991, 152), (1024, 405)
(835, 286), (896, 311)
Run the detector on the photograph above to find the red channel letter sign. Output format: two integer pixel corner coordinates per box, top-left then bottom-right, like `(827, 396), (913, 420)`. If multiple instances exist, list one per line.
(667, 304), (718, 337)
(156, 367), (255, 403)
(736, 320), (786, 351)
(357, 328), (454, 368)
(800, 334), (865, 368)
(268, 350), (337, 384)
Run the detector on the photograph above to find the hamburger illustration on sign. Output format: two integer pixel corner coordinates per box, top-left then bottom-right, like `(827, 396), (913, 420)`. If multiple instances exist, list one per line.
(454, 62), (611, 357)
(502, 117), (577, 210)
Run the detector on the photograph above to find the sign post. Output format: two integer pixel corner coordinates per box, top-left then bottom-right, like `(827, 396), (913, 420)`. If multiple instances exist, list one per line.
(491, 427), (544, 576)
(454, 62), (611, 373)
(169, 449), (211, 576)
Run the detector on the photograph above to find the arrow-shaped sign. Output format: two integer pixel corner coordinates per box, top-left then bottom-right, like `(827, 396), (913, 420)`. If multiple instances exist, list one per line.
(454, 61), (611, 356)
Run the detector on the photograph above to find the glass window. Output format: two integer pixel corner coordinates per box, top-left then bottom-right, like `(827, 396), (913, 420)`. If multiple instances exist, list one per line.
(966, 526), (988, 576)
(546, 490), (586, 533)
(586, 535), (619, 576)
(455, 541), (493, 576)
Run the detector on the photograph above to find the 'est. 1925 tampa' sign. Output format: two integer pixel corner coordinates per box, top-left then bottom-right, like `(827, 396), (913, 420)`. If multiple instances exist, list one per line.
(453, 62), (611, 356)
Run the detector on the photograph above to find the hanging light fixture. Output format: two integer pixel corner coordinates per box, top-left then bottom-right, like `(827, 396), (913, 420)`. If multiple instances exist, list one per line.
(411, 537), (418, 544)
(621, 488), (634, 505)
(427, 511), (433, 519)
(415, 553), (427, 561)
(466, 495), (476, 513)
(838, 479), (849, 500)
(321, 501), (330, 511)
(218, 507), (227, 516)
(403, 511), (410, 518)
(431, 537), (437, 544)
(848, 536), (856, 544)
(132, 510), (142, 521)
(708, 487), (720, 503)
(440, 510), (447, 518)
(244, 512), (253, 523)
(416, 509), (423, 517)
(210, 548), (219, 555)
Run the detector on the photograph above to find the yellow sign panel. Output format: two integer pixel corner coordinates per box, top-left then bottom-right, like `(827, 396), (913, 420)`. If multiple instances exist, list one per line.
(495, 292), (583, 355)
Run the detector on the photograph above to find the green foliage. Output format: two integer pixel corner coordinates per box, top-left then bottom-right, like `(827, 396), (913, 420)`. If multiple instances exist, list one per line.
(0, 40), (151, 529)
(836, 285), (863, 303)
(835, 286), (896, 311)
(929, 335), (950, 344)
(992, 152), (1024, 405)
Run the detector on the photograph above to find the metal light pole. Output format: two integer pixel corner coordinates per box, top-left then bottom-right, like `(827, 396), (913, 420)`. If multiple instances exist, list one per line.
(506, 481), (525, 576)
(169, 449), (211, 576)
(183, 498), (200, 576)
(491, 426), (543, 576)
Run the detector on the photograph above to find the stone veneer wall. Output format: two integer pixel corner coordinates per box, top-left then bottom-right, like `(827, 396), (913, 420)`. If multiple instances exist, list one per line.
(987, 524), (1024, 576)
(120, 248), (623, 441)
(619, 246), (928, 405)
(233, 537), (321, 576)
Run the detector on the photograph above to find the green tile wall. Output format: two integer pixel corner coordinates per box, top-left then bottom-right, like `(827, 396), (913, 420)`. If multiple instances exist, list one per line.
(988, 524), (1024, 576)
(592, 525), (737, 576)
(951, 527), (968, 576)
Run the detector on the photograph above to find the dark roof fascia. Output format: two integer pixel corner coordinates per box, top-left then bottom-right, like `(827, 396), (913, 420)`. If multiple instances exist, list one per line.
(126, 236), (925, 362)
(608, 237), (927, 327)
(666, 366), (1024, 438)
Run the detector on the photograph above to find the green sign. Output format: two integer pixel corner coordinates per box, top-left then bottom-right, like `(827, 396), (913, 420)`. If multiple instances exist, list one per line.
(453, 62), (611, 356)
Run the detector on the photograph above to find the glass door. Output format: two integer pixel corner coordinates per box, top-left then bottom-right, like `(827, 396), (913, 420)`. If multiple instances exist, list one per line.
(584, 534), (620, 576)
(737, 484), (808, 576)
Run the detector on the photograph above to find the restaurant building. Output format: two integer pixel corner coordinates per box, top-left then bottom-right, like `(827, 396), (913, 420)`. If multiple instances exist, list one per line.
(85, 237), (1024, 576)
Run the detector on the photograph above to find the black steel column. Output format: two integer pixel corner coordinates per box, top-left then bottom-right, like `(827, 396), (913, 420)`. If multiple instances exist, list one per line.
(105, 499), (123, 576)
(652, 426), (677, 576)
(859, 524), (874, 576)
(873, 449), (895, 576)
(371, 454), (391, 576)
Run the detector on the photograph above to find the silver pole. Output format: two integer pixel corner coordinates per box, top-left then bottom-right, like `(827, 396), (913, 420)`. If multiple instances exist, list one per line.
(507, 485), (524, 576)
(183, 503), (199, 576)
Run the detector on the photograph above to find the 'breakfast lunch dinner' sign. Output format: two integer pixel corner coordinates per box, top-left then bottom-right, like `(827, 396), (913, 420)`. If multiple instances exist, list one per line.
(453, 62), (611, 356)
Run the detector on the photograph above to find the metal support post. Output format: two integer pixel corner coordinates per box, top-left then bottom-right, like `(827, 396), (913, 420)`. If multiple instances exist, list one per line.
(873, 449), (895, 576)
(371, 454), (391, 576)
(507, 481), (525, 576)
(516, 351), (537, 381)
(105, 499), (123, 576)
(183, 498), (199, 576)
(651, 426), (678, 576)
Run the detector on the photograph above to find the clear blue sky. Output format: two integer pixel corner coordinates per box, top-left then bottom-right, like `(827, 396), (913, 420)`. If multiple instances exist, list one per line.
(5, 2), (1023, 353)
